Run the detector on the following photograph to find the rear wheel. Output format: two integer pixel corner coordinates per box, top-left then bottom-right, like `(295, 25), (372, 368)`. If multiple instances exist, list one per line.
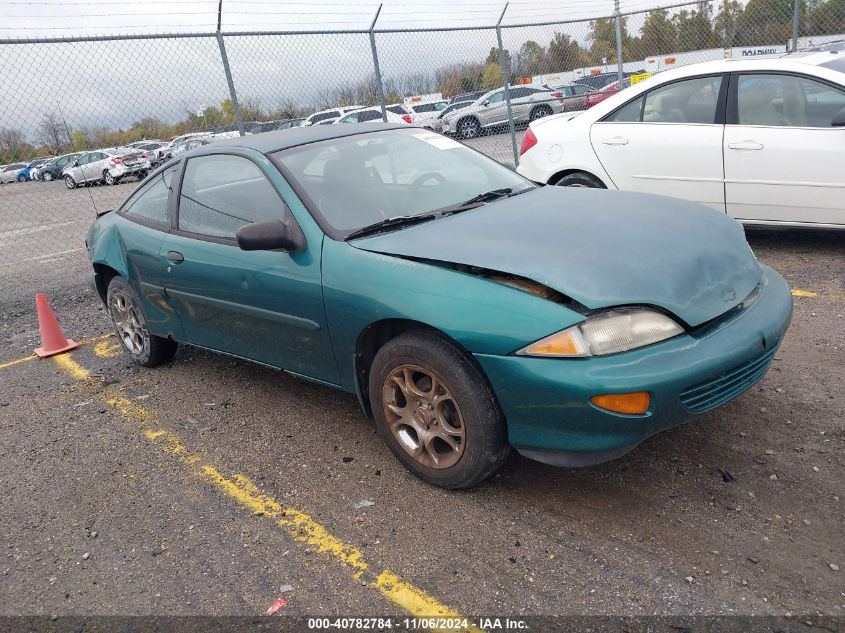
(16, 174), (25, 182)
(135, 170), (148, 181)
(103, 170), (119, 186)
(552, 171), (605, 188)
(106, 276), (177, 368)
(64, 175), (76, 189)
(369, 330), (509, 489)
(530, 104), (553, 121)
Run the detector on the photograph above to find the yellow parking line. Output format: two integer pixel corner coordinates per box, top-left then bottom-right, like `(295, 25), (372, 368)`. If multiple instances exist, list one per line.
(52, 353), (482, 632)
(0, 334), (113, 371)
(792, 288), (845, 301)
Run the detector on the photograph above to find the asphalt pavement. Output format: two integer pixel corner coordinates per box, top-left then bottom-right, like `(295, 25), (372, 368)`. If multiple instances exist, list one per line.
(0, 133), (843, 626)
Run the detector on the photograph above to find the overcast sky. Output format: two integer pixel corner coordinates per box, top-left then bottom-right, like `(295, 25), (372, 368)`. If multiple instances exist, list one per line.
(0, 0), (706, 139)
(0, 0), (668, 36)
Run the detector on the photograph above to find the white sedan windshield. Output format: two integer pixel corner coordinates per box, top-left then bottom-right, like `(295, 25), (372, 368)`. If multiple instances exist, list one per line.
(274, 129), (531, 237)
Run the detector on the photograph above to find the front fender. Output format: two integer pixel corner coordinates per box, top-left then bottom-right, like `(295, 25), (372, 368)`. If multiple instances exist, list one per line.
(322, 239), (584, 391)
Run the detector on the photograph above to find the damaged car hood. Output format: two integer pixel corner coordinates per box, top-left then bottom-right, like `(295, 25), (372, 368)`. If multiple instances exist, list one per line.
(350, 186), (762, 327)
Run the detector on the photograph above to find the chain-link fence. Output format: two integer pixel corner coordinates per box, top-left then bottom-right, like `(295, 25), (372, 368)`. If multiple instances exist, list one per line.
(1, 0), (842, 305)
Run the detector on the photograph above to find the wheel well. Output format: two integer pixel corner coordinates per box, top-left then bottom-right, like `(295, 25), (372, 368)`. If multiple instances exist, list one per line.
(456, 114), (479, 127)
(92, 263), (120, 303)
(547, 168), (606, 187)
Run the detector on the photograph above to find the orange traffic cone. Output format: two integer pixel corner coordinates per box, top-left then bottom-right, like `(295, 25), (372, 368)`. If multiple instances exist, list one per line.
(34, 293), (78, 358)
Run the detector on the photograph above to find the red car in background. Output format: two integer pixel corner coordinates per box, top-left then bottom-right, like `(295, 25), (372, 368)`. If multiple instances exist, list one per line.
(584, 77), (633, 108)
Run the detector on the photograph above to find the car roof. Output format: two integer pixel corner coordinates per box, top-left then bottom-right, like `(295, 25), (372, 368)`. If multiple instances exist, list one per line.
(651, 51), (844, 79)
(207, 122), (407, 153)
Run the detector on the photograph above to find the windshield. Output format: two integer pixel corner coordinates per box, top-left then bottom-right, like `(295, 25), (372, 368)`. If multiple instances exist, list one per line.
(273, 128), (532, 239)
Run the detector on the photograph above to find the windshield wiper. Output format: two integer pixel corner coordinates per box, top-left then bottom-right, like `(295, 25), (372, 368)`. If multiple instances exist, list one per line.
(345, 214), (437, 241)
(439, 186), (535, 215)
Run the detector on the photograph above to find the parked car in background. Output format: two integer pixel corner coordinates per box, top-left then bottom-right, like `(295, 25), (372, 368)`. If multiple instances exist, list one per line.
(171, 135), (213, 158)
(448, 90), (486, 105)
(301, 106), (363, 126)
(0, 162), (27, 183)
(86, 123), (792, 488)
(517, 52), (845, 228)
(574, 71), (635, 91)
(337, 106), (413, 125)
(441, 85), (566, 139)
(127, 140), (162, 149)
(429, 101), (472, 133)
(63, 147), (151, 188)
(211, 124), (241, 140)
(254, 118), (304, 133)
(409, 100), (449, 128)
(584, 77), (633, 108)
(550, 82), (596, 111)
(159, 133), (209, 160)
(38, 152), (81, 181)
(18, 158), (50, 182)
(133, 142), (167, 167)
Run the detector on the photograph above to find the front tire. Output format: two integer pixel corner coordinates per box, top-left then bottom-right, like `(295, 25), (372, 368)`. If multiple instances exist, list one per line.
(64, 175), (76, 189)
(369, 330), (509, 489)
(456, 117), (481, 140)
(552, 171), (605, 188)
(106, 276), (178, 368)
(43, 172), (53, 181)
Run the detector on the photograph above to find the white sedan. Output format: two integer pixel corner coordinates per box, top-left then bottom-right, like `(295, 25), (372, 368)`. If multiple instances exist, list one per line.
(517, 51), (845, 228)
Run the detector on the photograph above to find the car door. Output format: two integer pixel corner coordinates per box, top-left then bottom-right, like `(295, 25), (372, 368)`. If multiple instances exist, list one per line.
(724, 72), (845, 225)
(479, 90), (507, 127)
(83, 152), (107, 182)
(589, 74), (727, 213)
(161, 151), (339, 385)
(114, 164), (185, 341)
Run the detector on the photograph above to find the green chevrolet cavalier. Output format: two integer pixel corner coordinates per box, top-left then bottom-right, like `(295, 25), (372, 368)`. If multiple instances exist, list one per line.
(86, 123), (793, 488)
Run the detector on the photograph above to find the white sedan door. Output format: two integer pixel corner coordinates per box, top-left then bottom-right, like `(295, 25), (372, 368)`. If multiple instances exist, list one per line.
(724, 73), (845, 226)
(589, 74), (726, 213)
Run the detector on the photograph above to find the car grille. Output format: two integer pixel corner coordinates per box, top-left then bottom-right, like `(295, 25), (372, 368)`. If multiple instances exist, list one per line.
(679, 346), (777, 415)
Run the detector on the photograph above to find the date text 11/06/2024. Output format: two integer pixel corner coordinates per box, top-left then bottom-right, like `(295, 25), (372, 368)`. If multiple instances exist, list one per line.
(306, 617), (529, 630)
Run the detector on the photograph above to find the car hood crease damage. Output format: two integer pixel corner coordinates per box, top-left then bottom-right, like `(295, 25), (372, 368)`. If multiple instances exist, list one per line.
(350, 186), (762, 328)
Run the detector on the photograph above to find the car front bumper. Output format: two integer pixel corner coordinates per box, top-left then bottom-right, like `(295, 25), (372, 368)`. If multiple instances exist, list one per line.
(474, 265), (793, 465)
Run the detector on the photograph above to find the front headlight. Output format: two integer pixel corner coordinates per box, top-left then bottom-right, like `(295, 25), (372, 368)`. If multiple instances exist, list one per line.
(517, 308), (684, 357)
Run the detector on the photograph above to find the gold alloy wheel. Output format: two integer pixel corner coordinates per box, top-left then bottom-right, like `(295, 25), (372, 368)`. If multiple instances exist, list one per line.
(382, 365), (465, 469)
(109, 289), (148, 355)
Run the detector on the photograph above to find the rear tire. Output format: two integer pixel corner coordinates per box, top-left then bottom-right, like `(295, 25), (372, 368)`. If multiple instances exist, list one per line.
(64, 175), (76, 189)
(552, 171), (605, 188)
(368, 330), (509, 489)
(106, 276), (178, 368)
(103, 170), (119, 186)
(135, 170), (148, 181)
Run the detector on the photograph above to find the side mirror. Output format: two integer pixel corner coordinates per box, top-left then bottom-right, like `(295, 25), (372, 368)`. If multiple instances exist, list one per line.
(236, 219), (303, 252)
(832, 106), (845, 127)
(71, 161), (79, 167)
(482, 100), (490, 107)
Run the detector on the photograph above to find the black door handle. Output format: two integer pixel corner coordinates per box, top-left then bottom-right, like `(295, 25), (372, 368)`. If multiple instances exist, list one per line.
(166, 250), (184, 263)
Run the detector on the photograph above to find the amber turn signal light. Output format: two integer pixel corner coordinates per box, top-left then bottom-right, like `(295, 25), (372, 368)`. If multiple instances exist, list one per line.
(590, 392), (650, 415)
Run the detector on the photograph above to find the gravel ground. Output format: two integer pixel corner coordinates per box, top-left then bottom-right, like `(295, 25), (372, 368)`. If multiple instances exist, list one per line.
(0, 138), (843, 623)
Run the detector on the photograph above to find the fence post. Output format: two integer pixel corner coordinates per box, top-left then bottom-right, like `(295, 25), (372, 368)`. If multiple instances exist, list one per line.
(791, 0), (801, 51)
(614, 0), (624, 87)
(369, 4), (388, 123)
(496, 3), (519, 167)
(216, 0), (244, 136)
